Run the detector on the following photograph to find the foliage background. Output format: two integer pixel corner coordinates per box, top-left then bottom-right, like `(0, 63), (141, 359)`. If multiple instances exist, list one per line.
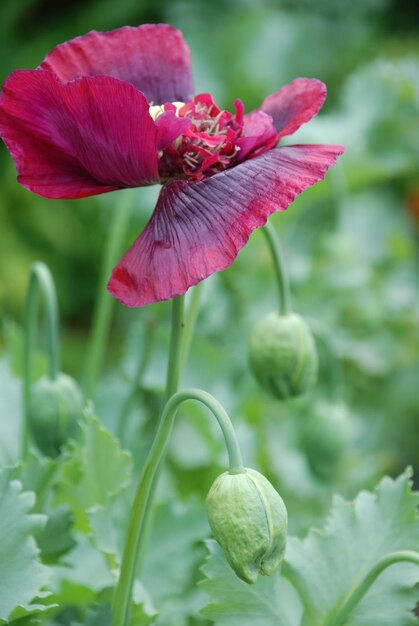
(0, 0), (418, 624)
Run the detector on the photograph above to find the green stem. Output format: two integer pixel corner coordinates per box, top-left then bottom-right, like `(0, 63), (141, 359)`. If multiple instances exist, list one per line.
(324, 550), (419, 626)
(133, 295), (185, 571)
(179, 284), (202, 373)
(164, 295), (185, 401)
(23, 262), (60, 457)
(112, 388), (244, 626)
(262, 221), (292, 315)
(83, 189), (134, 400)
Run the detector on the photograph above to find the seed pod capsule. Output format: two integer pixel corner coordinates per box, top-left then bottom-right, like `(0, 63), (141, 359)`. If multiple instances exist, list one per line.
(28, 373), (83, 457)
(248, 312), (318, 400)
(206, 468), (287, 584)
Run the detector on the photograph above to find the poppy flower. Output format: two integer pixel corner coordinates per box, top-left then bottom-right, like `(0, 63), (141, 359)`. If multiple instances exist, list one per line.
(0, 24), (344, 307)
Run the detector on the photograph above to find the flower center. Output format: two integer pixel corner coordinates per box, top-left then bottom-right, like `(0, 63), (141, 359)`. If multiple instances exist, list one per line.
(149, 101), (185, 121)
(153, 94), (245, 182)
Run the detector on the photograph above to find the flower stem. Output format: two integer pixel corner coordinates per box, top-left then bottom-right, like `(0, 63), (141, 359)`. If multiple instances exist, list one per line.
(112, 388), (244, 626)
(23, 262), (60, 457)
(262, 220), (292, 315)
(83, 189), (134, 400)
(324, 550), (419, 626)
(164, 295), (185, 401)
(179, 284), (202, 373)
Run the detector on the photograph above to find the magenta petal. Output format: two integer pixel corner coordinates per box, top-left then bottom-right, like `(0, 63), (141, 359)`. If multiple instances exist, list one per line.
(39, 24), (194, 105)
(155, 111), (192, 150)
(260, 78), (327, 140)
(108, 144), (345, 307)
(236, 110), (278, 161)
(0, 70), (160, 199)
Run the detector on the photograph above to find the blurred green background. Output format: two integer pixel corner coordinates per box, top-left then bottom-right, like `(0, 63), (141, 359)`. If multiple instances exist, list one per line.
(1, 0), (419, 523)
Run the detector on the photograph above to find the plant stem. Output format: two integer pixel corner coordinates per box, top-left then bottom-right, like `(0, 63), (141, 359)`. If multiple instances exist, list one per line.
(262, 220), (292, 315)
(112, 388), (244, 626)
(164, 295), (185, 400)
(325, 550), (419, 626)
(23, 262), (60, 457)
(133, 295), (185, 571)
(179, 284), (202, 373)
(83, 189), (134, 400)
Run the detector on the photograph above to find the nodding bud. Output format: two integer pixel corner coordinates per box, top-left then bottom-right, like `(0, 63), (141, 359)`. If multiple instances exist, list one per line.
(206, 468), (287, 584)
(28, 373), (84, 457)
(248, 312), (318, 400)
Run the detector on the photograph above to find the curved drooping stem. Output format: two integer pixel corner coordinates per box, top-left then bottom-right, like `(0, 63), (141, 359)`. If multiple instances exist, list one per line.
(261, 220), (292, 315)
(23, 262), (60, 457)
(83, 189), (134, 400)
(117, 287), (200, 443)
(324, 550), (419, 626)
(112, 388), (244, 626)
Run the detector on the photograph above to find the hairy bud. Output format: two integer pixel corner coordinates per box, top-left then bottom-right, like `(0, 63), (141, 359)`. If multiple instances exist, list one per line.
(249, 312), (318, 400)
(28, 373), (83, 457)
(206, 468), (287, 584)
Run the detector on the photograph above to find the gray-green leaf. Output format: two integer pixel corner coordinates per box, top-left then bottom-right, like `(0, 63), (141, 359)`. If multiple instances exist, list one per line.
(200, 540), (302, 626)
(284, 469), (419, 626)
(0, 470), (52, 623)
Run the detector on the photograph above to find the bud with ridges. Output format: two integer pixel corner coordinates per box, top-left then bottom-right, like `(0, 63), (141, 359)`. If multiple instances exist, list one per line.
(206, 467), (287, 584)
(249, 312), (318, 400)
(28, 373), (83, 457)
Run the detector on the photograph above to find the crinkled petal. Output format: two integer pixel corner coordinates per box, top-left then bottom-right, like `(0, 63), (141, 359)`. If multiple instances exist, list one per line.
(155, 111), (192, 150)
(260, 78), (327, 140)
(0, 70), (160, 199)
(108, 144), (344, 307)
(39, 24), (194, 104)
(236, 110), (278, 161)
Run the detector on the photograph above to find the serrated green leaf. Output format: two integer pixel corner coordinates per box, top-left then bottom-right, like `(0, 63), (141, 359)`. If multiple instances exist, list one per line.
(200, 540), (302, 626)
(284, 469), (419, 626)
(0, 358), (22, 465)
(49, 533), (114, 607)
(56, 410), (132, 532)
(131, 581), (158, 626)
(0, 470), (52, 623)
(143, 500), (208, 603)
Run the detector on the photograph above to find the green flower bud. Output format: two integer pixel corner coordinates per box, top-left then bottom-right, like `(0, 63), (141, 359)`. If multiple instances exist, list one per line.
(28, 373), (83, 457)
(248, 312), (318, 400)
(302, 401), (353, 480)
(206, 468), (287, 584)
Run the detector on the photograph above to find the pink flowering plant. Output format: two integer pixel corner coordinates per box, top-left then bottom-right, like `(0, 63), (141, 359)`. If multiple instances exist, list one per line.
(0, 24), (343, 306)
(1, 22), (418, 626)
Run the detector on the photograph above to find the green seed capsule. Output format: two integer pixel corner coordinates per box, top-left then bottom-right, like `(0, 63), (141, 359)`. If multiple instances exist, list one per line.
(248, 312), (318, 400)
(28, 373), (83, 457)
(206, 468), (287, 584)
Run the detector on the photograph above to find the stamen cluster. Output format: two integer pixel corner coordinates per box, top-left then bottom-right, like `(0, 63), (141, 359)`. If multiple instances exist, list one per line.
(158, 94), (244, 182)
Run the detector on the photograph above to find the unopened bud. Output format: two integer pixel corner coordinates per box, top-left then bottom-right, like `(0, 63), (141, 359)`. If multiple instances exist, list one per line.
(206, 468), (287, 584)
(28, 373), (83, 457)
(249, 312), (318, 400)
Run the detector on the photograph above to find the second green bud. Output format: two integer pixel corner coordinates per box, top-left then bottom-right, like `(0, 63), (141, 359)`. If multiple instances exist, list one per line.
(249, 312), (318, 400)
